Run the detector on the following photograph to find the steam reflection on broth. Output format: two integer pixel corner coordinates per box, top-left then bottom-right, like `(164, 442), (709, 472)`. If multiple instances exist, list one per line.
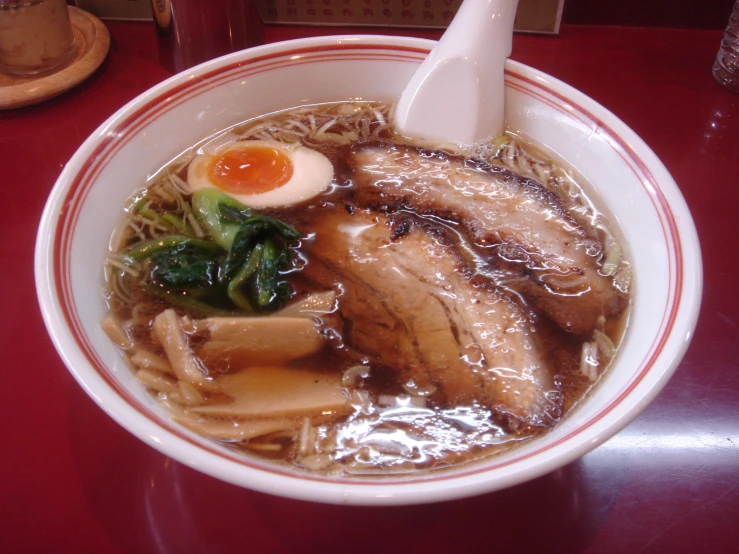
(102, 102), (631, 476)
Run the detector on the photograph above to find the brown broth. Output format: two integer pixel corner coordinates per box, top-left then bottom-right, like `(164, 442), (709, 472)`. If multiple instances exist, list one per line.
(103, 101), (631, 477)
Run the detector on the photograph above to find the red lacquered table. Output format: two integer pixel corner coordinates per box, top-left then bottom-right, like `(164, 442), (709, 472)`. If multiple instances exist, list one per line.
(1, 22), (737, 554)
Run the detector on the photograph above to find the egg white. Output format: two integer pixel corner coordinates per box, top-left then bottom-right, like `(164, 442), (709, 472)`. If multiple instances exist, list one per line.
(186, 140), (334, 208)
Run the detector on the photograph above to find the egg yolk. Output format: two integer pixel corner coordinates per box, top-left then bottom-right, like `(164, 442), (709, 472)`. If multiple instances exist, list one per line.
(209, 146), (293, 194)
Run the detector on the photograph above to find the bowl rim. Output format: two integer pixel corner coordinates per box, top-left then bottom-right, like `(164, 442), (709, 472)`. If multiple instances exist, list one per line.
(35, 34), (702, 505)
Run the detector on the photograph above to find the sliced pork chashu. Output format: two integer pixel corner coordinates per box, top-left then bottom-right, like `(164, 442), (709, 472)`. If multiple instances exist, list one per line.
(302, 209), (560, 427)
(347, 143), (627, 335)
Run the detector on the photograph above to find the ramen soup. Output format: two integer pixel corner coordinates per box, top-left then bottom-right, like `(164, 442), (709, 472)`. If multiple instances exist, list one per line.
(102, 102), (631, 476)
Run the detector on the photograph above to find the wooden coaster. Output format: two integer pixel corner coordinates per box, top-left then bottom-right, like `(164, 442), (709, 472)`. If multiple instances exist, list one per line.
(0, 6), (110, 110)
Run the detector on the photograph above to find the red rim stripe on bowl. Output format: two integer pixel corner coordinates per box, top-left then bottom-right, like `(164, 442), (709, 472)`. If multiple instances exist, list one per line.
(53, 44), (684, 486)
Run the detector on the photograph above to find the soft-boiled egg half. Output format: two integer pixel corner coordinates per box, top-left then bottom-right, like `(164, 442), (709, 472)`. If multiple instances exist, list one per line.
(187, 140), (334, 208)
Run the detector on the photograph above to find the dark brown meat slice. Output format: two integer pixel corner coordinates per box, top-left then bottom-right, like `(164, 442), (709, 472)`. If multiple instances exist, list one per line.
(302, 209), (560, 427)
(347, 143), (627, 335)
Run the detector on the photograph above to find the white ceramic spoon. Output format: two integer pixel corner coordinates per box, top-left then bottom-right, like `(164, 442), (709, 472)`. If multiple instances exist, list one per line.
(394, 0), (519, 146)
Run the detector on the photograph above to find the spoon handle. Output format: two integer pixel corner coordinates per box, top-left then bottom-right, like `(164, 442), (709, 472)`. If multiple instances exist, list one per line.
(394, 0), (519, 146)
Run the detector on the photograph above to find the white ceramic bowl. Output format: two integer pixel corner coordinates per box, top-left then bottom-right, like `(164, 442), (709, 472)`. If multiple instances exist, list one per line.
(35, 36), (701, 506)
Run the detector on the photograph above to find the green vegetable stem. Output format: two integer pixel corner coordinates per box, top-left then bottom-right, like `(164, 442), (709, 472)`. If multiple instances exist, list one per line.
(192, 189), (251, 250)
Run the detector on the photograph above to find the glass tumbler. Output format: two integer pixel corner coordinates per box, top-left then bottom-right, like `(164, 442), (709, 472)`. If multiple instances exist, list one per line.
(152, 0), (264, 74)
(0, 0), (75, 76)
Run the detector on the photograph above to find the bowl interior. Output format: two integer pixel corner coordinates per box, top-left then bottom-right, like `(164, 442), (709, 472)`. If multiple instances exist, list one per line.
(36, 36), (701, 505)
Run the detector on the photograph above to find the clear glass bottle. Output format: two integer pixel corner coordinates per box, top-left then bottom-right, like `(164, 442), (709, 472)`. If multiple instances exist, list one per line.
(713, 0), (739, 93)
